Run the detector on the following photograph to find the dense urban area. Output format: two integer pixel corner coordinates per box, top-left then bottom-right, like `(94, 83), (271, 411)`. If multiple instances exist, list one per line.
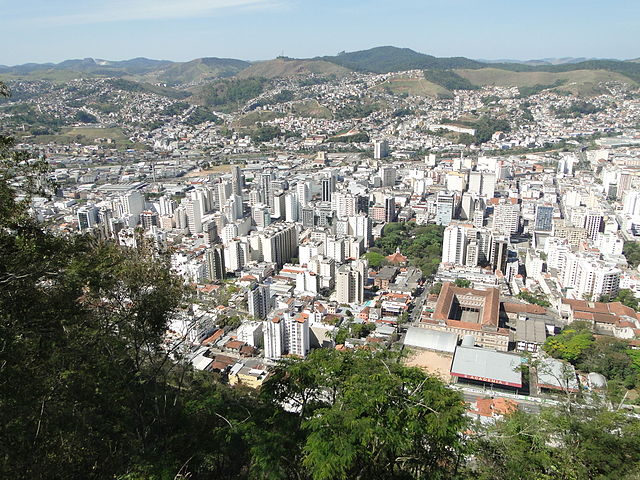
(2, 47), (640, 479)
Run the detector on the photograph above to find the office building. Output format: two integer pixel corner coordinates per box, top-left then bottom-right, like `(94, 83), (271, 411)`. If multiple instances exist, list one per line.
(205, 245), (226, 282)
(373, 139), (389, 159)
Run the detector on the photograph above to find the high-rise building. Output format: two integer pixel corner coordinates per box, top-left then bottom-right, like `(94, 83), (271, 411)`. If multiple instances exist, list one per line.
(158, 195), (176, 216)
(490, 236), (509, 273)
(493, 201), (520, 235)
(356, 194), (369, 214)
(321, 175), (336, 202)
(442, 224), (467, 265)
(534, 205), (554, 232)
(272, 191), (286, 220)
(285, 193), (299, 222)
(469, 172), (496, 198)
(249, 189), (262, 207)
(561, 252), (621, 300)
(623, 191), (640, 217)
(174, 206), (188, 230)
(264, 310), (310, 359)
(285, 312), (310, 358)
(122, 190), (145, 219)
(584, 212), (604, 240)
(260, 171), (274, 212)
(248, 284), (271, 319)
(384, 197), (396, 223)
(435, 192), (455, 226)
(252, 203), (272, 229)
(348, 214), (373, 247)
(77, 204), (99, 231)
(205, 245), (226, 282)
(231, 165), (244, 195)
(140, 210), (158, 230)
(215, 181), (232, 213)
(336, 260), (366, 305)
(264, 316), (284, 359)
(373, 139), (389, 159)
(296, 181), (310, 208)
(184, 194), (203, 235)
(225, 239), (249, 272)
(259, 222), (298, 267)
(380, 166), (396, 187)
(301, 207), (315, 228)
(335, 192), (357, 219)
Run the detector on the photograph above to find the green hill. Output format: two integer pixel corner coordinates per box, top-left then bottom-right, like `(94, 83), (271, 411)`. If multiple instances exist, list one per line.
(237, 58), (350, 79)
(317, 46), (483, 73)
(316, 46), (640, 83)
(455, 68), (638, 95)
(374, 75), (452, 98)
(134, 57), (250, 85)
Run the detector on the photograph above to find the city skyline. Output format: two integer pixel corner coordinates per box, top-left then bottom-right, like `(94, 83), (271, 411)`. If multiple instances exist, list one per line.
(1, 0), (638, 65)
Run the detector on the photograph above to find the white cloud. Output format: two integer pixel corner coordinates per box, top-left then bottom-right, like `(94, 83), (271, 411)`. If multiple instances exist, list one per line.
(35, 0), (280, 26)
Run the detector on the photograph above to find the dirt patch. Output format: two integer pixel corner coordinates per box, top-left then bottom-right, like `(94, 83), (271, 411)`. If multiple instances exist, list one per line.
(404, 348), (454, 383)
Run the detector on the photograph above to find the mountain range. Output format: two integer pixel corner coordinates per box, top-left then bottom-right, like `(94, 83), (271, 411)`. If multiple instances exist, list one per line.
(1, 46), (638, 88)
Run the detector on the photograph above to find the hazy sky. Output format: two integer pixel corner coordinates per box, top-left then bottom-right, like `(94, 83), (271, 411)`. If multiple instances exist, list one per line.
(1, 0), (638, 65)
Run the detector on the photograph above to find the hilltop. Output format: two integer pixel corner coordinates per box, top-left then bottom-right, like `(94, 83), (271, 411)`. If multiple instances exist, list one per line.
(236, 57), (350, 79)
(1, 47), (639, 95)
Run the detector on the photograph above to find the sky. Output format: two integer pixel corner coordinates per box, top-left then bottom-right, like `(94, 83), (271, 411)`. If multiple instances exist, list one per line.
(0, 0), (638, 65)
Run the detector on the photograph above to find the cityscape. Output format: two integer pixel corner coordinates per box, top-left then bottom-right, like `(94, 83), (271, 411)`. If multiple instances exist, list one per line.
(2, 2), (640, 477)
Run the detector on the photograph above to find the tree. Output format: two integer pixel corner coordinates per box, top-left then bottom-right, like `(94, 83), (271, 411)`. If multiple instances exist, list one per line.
(623, 241), (640, 269)
(543, 322), (594, 364)
(260, 349), (467, 480)
(454, 278), (471, 288)
(470, 406), (640, 479)
(362, 251), (387, 268)
(430, 282), (443, 295)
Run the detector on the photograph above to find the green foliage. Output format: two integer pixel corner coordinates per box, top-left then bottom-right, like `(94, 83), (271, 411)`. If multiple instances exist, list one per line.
(202, 77), (269, 110)
(609, 289), (639, 312)
(185, 106), (221, 126)
(161, 101), (190, 116)
(423, 70), (479, 90)
(552, 101), (603, 118)
(3, 103), (66, 133)
(251, 125), (281, 142)
(543, 321), (640, 387)
(454, 279), (471, 288)
(430, 282), (443, 295)
(577, 337), (640, 389)
(473, 116), (511, 143)
(107, 78), (191, 99)
(517, 80), (566, 97)
(623, 241), (640, 269)
(375, 222), (444, 277)
(271, 89), (294, 103)
(471, 406), (640, 479)
(481, 95), (500, 105)
(516, 290), (551, 307)
(521, 105), (534, 121)
(262, 349), (467, 480)
(543, 322), (595, 363)
(74, 110), (98, 123)
(333, 103), (378, 120)
(319, 46), (483, 73)
(362, 251), (387, 268)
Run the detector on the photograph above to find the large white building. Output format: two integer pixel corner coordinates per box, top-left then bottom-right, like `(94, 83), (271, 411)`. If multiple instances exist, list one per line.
(493, 202), (520, 235)
(263, 310), (310, 359)
(442, 224), (468, 265)
(561, 252), (621, 300)
(336, 259), (367, 305)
